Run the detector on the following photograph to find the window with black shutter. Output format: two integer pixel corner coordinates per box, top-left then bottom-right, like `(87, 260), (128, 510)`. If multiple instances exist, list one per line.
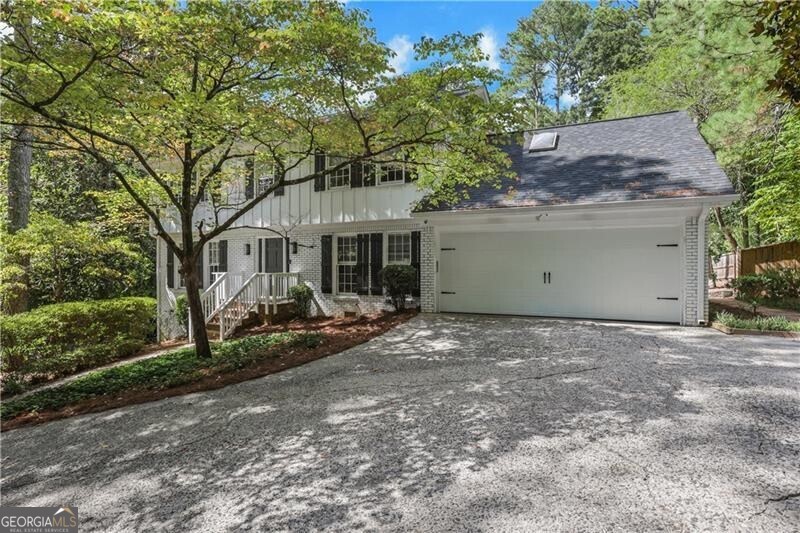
(314, 151), (326, 192)
(321, 235), (333, 293)
(363, 163), (377, 187)
(356, 234), (370, 294)
(167, 246), (175, 288)
(370, 233), (383, 295)
(245, 157), (255, 199)
(411, 231), (421, 296)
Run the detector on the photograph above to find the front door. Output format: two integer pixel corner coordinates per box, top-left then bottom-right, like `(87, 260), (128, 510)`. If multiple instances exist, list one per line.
(260, 238), (285, 273)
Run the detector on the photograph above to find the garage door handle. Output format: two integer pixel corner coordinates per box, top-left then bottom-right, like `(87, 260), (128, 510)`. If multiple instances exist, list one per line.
(657, 297), (679, 300)
(547, 272), (551, 284)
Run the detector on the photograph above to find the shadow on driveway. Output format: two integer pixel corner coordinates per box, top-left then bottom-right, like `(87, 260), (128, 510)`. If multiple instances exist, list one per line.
(1, 314), (798, 531)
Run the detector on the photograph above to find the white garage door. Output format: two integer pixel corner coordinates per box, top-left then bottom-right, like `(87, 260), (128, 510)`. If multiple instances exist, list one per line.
(439, 227), (682, 323)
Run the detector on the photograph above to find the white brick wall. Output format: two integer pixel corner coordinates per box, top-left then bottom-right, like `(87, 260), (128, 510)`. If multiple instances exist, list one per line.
(683, 215), (708, 326)
(290, 221), (430, 316)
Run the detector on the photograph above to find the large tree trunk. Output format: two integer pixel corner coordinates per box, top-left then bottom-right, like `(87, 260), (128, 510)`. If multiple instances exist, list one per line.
(714, 207), (739, 253)
(741, 213), (750, 249)
(5, 125), (33, 314)
(182, 260), (212, 359)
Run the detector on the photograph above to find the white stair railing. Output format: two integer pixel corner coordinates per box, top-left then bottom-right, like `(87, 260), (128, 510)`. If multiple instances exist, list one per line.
(218, 273), (265, 341)
(200, 272), (229, 323)
(268, 273), (301, 315)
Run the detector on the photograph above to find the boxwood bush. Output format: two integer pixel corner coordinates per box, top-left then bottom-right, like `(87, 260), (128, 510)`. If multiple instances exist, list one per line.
(380, 264), (417, 311)
(0, 297), (156, 392)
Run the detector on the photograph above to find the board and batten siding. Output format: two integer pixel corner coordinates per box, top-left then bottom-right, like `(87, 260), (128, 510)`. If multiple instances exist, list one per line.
(158, 157), (425, 234)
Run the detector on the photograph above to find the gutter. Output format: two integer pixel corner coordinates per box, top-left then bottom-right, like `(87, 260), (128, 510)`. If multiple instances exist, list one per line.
(412, 194), (740, 220)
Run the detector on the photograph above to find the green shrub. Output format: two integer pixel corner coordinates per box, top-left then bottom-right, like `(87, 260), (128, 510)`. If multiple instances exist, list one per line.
(730, 274), (769, 314)
(175, 294), (190, 329)
(731, 269), (800, 313)
(288, 284), (314, 319)
(714, 310), (800, 332)
(379, 264), (417, 311)
(0, 297), (156, 390)
(0, 330), (324, 420)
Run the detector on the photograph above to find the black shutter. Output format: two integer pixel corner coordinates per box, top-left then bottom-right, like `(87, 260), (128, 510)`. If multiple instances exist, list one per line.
(167, 246), (175, 288)
(196, 242), (204, 289)
(363, 163), (376, 187)
(351, 162), (363, 188)
(219, 240), (228, 273)
(321, 235), (333, 294)
(258, 238), (263, 272)
(411, 231), (421, 297)
(245, 158), (255, 199)
(313, 151), (326, 192)
(356, 233), (369, 294)
(274, 185), (285, 196)
(404, 165), (418, 183)
(284, 237), (290, 272)
(370, 233), (383, 295)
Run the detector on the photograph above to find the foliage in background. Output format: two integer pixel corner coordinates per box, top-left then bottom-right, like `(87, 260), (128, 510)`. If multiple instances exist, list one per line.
(0, 148), (155, 311)
(175, 293), (190, 331)
(288, 284), (314, 319)
(1, 0), (515, 358)
(0, 297), (156, 394)
(0, 330), (323, 420)
(747, 112), (800, 241)
(380, 264), (417, 311)
(0, 214), (151, 309)
(730, 269), (800, 314)
(753, 0), (800, 105)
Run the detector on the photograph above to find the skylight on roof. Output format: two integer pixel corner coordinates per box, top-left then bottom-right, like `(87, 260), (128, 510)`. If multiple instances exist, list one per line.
(527, 132), (559, 152)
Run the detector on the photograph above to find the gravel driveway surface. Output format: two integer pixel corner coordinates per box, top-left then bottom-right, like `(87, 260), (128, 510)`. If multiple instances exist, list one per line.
(2, 314), (798, 532)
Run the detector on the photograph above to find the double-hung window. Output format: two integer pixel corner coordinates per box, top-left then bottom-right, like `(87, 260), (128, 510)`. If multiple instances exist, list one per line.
(380, 164), (406, 185)
(336, 236), (358, 294)
(387, 233), (411, 264)
(208, 242), (221, 283)
(257, 163), (276, 195)
(327, 156), (351, 189)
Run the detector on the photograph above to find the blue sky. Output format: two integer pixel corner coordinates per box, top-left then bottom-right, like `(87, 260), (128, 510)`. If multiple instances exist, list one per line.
(350, 1), (539, 74)
(346, 1), (582, 107)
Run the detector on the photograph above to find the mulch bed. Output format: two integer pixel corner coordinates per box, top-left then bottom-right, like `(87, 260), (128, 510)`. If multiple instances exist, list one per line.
(2, 310), (417, 431)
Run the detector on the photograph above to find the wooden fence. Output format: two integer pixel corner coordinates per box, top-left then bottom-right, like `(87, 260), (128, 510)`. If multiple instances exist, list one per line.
(741, 241), (800, 274)
(712, 241), (800, 285)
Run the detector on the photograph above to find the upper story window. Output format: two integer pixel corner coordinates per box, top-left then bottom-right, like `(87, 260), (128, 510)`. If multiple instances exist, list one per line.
(258, 163), (276, 195)
(387, 233), (411, 264)
(380, 164), (406, 185)
(327, 156), (351, 189)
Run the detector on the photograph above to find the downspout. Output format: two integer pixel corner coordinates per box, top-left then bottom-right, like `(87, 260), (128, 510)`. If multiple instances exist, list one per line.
(155, 236), (162, 342)
(697, 207), (710, 325)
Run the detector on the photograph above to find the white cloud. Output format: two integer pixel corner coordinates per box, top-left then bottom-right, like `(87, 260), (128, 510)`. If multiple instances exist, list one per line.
(559, 92), (579, 109)
(478, 27), (501, 71)
(387, 34), (414, 76)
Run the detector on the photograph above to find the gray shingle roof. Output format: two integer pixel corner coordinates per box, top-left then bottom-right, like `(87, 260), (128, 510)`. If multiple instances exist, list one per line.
(416, 110), (735, 212)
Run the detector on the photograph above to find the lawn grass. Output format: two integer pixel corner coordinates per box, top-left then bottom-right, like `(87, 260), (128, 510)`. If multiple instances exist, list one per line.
(714, 311), (800, 332)
(1, 331), (322, 421)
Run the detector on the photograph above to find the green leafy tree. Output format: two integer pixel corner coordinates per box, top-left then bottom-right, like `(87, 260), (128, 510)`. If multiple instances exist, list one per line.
(573, 0), (649, 118)
(747, 110), (800, 241)
(753, 0), (800, 106)
(1, 1), (514, 358)
(502, 0), (591, 122)
(1, 214), (151, 308)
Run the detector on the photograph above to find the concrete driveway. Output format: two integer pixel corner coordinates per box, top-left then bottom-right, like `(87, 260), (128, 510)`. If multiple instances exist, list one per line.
(2, 314), (798, 532)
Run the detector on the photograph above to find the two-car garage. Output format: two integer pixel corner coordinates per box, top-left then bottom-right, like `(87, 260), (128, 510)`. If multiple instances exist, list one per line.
(438, 226), (684, 324)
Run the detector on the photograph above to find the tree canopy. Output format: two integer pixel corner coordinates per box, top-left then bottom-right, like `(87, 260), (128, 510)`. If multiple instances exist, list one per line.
(1, 0), (514, 356)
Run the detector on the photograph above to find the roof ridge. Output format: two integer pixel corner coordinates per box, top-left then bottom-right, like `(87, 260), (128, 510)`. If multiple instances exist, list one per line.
(495, 110), (687, 137)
